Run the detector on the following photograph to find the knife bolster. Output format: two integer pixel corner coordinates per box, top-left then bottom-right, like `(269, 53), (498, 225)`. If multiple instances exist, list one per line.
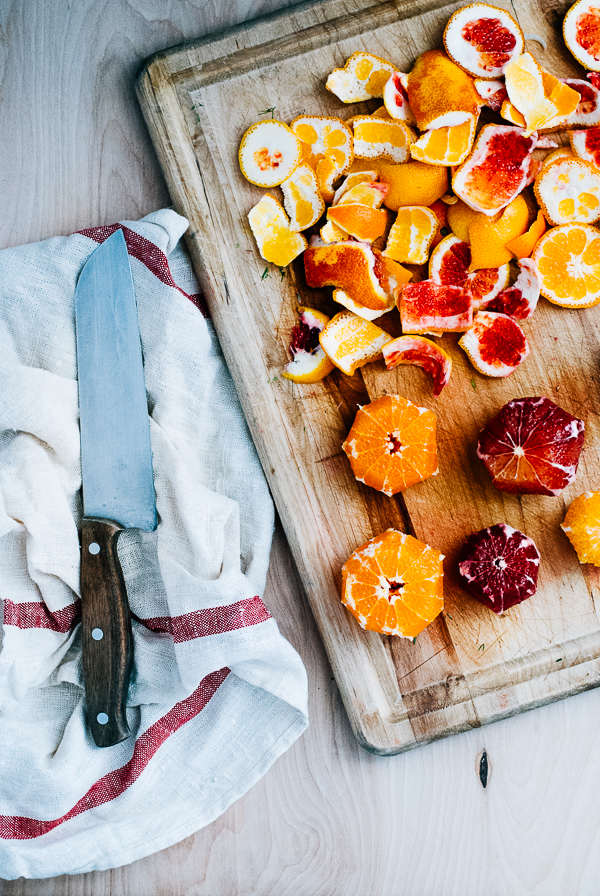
(80, 517), (133, 748)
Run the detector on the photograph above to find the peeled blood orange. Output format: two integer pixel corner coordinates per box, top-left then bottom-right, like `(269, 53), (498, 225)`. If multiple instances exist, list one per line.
(477, 397), (585, 495)
(429, 234), (510, 309)
(443, 3), (524, 79)
(564, 0), (600, 72)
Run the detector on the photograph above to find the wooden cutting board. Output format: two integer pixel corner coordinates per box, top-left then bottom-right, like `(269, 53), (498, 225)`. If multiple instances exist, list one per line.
(137, 0), (600, 754)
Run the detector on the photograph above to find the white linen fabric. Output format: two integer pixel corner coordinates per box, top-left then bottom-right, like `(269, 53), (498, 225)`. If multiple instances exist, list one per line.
(0, 209), (308, 879)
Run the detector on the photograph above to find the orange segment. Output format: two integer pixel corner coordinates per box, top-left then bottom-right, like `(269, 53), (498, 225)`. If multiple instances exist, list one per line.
(326, 51), (397, 103)
(406, 49), (481, 131)
(239, 120), (302, 188)
(342, 395), (438, 496)
(468, 194), (530, 269)
(248, 195), (308, 266)
(318, 310), (393, 375)
(534, 157), (600, 225)
(327, 204), (388, 242)
(410, 115), (477, 166)
(503, 52), (559, 136)
(505, 210), (547, 258)
(562, 492), (600, 565)
(532, 222), (600, 307)
(383, 206), (438, 264)
(280, 163), (325, 231)
(341, 528), (444, 638)
(353, 117), (414, 164)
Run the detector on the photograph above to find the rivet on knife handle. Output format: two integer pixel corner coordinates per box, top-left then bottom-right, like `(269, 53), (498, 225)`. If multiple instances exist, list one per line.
(80, 518), (132, 747)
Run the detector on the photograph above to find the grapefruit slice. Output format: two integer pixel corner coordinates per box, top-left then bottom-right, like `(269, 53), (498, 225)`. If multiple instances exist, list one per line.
(443, 3), (525, 79)
(282, 307), (335, 383)
(458, 310), (529, 377)
(400, 280), (473, 334)
(248, 195), (308, 266)
(341, 528), (444, 637)
(534, 157), (600, 225)
(532, 222), (600, 307)
(383, 72), (416, 124)
(342, 395), (438, 496)
(406, 49), (481, 131)
(280, 163), (325, 231)
(383, 206), (438, 264)
(382, 335), (452, 397)
(562, 492), (600, 566)
(353, 117), (414, 164)
(410, 115), (477, 166)
(457, 524), (540, 614)
(452, 125), (538, 215)
(326, 51), (397, 103)
(477, 396), (585, 495)
(564, 0), (600, 72)
(319, 310), (393, 375)
(239, 120), (303, 188)
(429, 234), (511, 309)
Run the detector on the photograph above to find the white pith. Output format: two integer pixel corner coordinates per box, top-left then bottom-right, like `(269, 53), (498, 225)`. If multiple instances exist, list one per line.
(240, 122), (301, 187)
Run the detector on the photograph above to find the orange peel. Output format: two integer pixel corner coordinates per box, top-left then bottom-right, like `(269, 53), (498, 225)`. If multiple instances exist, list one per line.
(534, 157), (600, 225)
(318, 310), (393, 375)
(332, 171), (381, 205)
(239, 120), (302, 188)
(406, 49), (481, 131)
(443, 3), (524, 80)
(353, 117), (414, 164)
(410, 115), (477, 166)
(333, 288), (395, 321)
(383, 72), (416, 124)
(280, 163), (325, 231)
(350, 160), (449, 211)
(326, 51), (397, 103)
(383, 206), (438, 264)
(304, 242), (394, 311)
(569, 128), (600, 168)
(532, 222), (600, 307)
(282, 307), (335, 383)
(467, 195), (530, 269)
(327, 204), (388, 242)
(248, 194), (308, 266)
(382, 335), (452, 397)
(505, 210), (547, 258)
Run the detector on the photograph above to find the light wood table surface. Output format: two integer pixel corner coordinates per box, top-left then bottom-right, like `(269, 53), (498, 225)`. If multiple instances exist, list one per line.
(2, 1), (600, 894)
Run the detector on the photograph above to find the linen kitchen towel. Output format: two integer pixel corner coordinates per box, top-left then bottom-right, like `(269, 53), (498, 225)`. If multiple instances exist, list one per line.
(0, 209), (308, 879)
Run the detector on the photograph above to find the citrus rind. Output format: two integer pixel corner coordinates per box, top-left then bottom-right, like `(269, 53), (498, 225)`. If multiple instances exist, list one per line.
(410, 115), (477, 167)
(326, 51), (397, 103)
(239, 120), (303, 188)
(327, 203), (388, 242)
(443, 3), (525, 80)
(353, 116), (414, 164)
(481, 257), (540, 319)
(569, 128), (600, 169)
(248, 194), (308, 266)
(564, 0), (600, 72)
(534, 157), (600, 225)
(304, 242), (393, 310)
(282, 307), (335, 383)
(383, 72), (417, 124)
(383, 206), (438, 264)
(504, 52), (559, 136)
(400, 279), (473, 334)
(290, 115), (353, 173)
(333, 288), (395, 321)
(406, 49), (481, 131)
(382, 335), (452, 397)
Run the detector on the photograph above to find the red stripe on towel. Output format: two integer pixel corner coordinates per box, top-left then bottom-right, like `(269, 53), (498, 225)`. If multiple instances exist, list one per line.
(139, 595), (271, 642)
(2, 598), (81, 633)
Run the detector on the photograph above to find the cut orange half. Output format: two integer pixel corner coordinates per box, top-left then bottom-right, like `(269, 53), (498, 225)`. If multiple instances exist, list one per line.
(319, 310), (393, 375)
(239, 120), (303, 188)
(326, 51), (397, 103)
(532, 223), (600, 307)
(248, 195), (308, 266)
(410, 115), (477, 166)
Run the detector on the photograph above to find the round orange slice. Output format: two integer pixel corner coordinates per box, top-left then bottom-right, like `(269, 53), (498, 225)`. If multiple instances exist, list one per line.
(326, 204), (388, 242)
(239, 120), (302, 187)
(503, 52), (560, 136)
(290, 115), (353, 172)
(342, 394), (438, 496)
(534, 157), (600, 225)
(532, 223), (600, 307)
(341, 528), (444, 637)
(248, 194), (308, 266)
(282, 307), (335, 383)
(561, 492), (600, 566)
(318, 310), (393, 376)
(383, 72), (416, 124)
(410, 115), (477, 166)
(443, 3), (525, 80)
(382, 335), (452, 397)
(459, 310), (529, 377)
(280, 163), (325, 231)
(326, 51), (397, 103)
(383, 206), (438, 264)
(406, 49), (481, 131)
(353, 117), (414, 164)
(564, 0), (600, 72)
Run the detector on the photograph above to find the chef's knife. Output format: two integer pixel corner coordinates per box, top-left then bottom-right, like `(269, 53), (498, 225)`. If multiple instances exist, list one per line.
(75, 228), (157, 748)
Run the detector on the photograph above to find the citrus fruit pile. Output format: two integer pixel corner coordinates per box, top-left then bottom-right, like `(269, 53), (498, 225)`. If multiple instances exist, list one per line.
(236, 2), (600, 638)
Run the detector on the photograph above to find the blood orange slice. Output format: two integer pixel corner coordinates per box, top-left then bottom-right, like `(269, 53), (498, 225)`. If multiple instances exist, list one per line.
(400, 280), (473, 334)
(406, 49), (481, 131)
(443, 3), (525, 80)
(483, 258), (540, 319)
(564, 0), (600, 72)
(282, 307), (335, 383)
(562, 492), (600, 565)
(382, 335), (452, 397)
(429, 234), (510, 310)
(477, 396), (585, 495)
(341, 528), (444, 637)
(458, 311), (529, 377)
(342, 394), (438, 496)
(457, 524), (540, 614)
(452, 125), (538, 216)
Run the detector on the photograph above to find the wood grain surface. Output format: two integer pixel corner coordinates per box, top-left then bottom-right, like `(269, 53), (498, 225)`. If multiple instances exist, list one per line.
(4, 0), (600, 893)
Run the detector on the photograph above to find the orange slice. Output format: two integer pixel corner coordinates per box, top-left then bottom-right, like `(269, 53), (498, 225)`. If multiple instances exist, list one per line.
(326, 51), (397, 103)
(290, 115), (353, 172)
(506, 210), (547, 258)
(282, 307), (335, 383)
(383, 72), (416, 124)
(333, 288), (395, 321)
(407, 49), (481, 131)
(248, 195), (308, 266)
(352, 117), (414, 164)
(341, 528), (444, 637)
(382, 335), (452, 397)
(383, 206), (438, 264)
(443, 4), (525, 80)
(452, 124), (538, 215)
(400, 280), (473, 334)
(304, 242), (392, 311)
(562, 492), (600, 566)
(280, 163), (325, 231)
(318, 310), (393, 375)
(239, 120), (302, 188)
(320, 220), (349, 243)
(327, 204), (388, 242)
(410, 115), (477, 166)
(503, 53), (559, 136)
(570, 128), (600, 168)
(459, 311), (529, 377)
(532, 223), (600, 307)
(534, 157), (600, 225)
(564, 0), (600, 72)
(348, 160), (449, 211)
(467, 194), (530, 269)
(342, 395), (438, 496)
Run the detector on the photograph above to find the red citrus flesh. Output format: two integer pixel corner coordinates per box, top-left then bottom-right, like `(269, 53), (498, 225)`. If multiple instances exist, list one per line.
(453, 126), (537, 214)
(589, 72), (600, 91)
(482, 258), (540, 319)
(576, 7), (600, 63)
(431, 236), (508, 309)
(563, 79), (600, 126)
(483, 83), (508, 111)
(574, 127), (600, 165)
(461, 17), (517, 72)
(477, 397), (585, 495)
(400, 280), (472, 333)
(457, 523), (540, 614)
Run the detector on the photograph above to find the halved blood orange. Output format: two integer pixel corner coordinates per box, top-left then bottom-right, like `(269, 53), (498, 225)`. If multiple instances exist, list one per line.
(443, 3), (525, 80)
(282, 307), (335, 383)
(452, 124), (538, 215)
(562, 492), (600, 565)
(564, 0), (600, 72)
(407, 50), (481, 131)
(532, 222), (600, 307)
(382, 335), (452, 397)
(429, 234), (510, 309)
(239, 120), (303, 187)
(342, 394), (438, 495)
(458, 310), (529, 377)
(326, 51), (397, 103)
(341, 528), (444, 638)
(477, 397), (585, 495)
(383, 72), (416, 124)
(483, 258), (540, 319)
(400, 280), (473, 334)
(569, 128), (600, 168)
(319, 310), (393, 375)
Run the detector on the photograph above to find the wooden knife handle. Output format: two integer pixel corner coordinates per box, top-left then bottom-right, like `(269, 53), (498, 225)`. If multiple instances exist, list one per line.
(80, 517), (132, 747)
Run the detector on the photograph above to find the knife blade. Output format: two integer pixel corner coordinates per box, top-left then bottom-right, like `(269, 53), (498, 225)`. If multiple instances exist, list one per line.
(75, 228), (157, 748)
